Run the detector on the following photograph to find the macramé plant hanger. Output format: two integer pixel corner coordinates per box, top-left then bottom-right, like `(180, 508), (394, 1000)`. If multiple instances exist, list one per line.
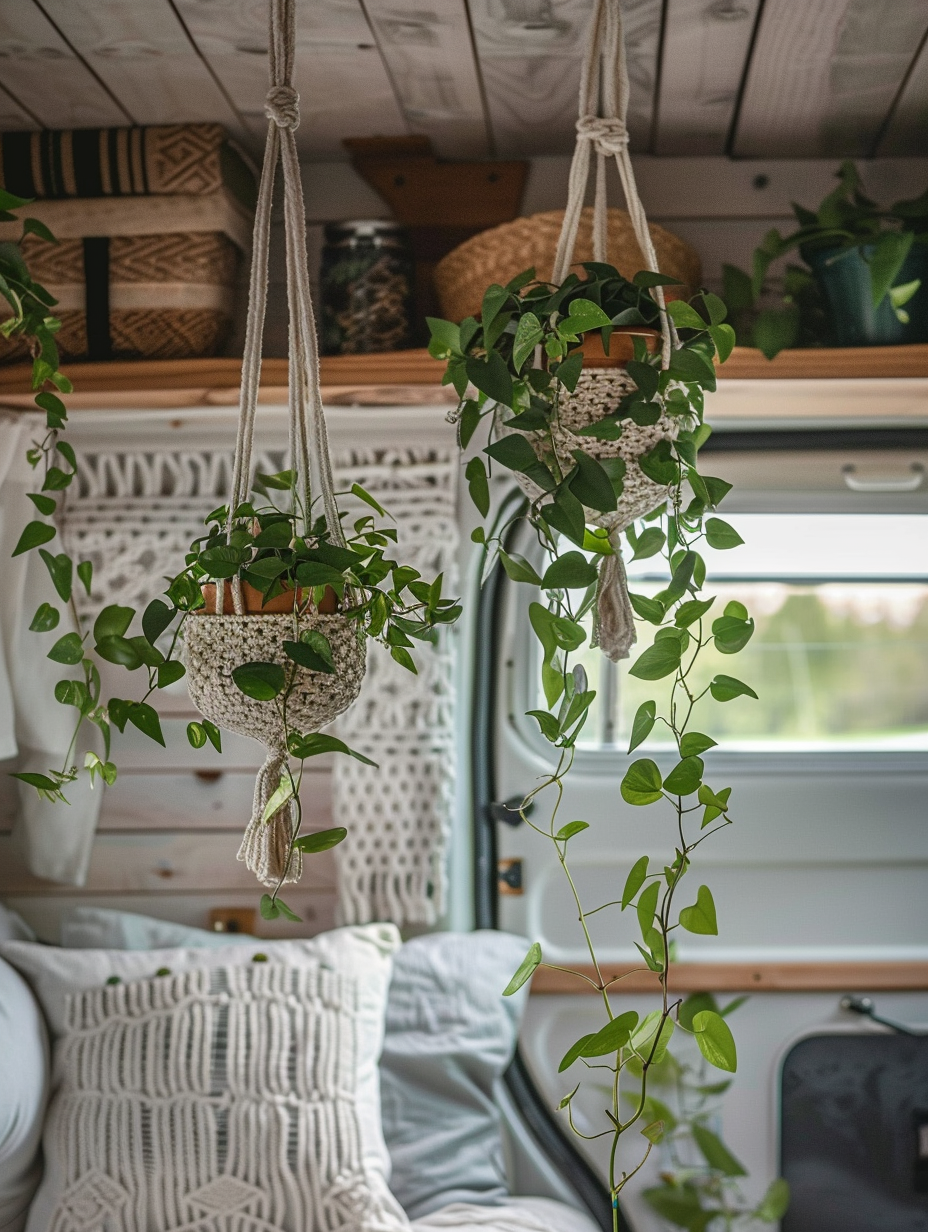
(427, 0), (757, 1221)
(498, 0), (681, 663)
(184, 0), (368, 891)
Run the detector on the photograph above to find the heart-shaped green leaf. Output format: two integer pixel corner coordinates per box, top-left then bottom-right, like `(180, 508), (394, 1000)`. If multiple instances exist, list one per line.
(679, 884), (718, 935)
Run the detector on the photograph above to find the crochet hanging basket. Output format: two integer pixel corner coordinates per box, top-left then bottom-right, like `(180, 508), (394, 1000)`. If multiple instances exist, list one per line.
(434, 207), (701, 324)
(185, 611), (367, 888)
(497, 332), (677, 665)
(499, 331), (676, 533)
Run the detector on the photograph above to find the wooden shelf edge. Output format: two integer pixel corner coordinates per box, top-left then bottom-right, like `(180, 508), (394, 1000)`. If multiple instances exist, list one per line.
(531, 961), (928, 994)
(719, 342), (928, 380)
(0, 343), (926, 409)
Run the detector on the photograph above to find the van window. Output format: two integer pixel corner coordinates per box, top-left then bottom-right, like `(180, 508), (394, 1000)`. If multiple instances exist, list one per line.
(531, 512), (928, 753)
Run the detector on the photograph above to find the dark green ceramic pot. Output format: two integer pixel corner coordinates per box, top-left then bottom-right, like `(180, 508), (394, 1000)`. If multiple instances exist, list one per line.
(804, 240), (928, 347)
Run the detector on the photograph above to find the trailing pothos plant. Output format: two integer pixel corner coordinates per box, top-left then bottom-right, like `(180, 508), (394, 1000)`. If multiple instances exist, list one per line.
(2, 194), (460, 909)
(429, 267), (757, 1228)
(632, 994), (790, 1231)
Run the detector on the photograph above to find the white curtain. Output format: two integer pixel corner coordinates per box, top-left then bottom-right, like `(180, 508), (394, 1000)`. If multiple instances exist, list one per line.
(0, 413), (101, 884)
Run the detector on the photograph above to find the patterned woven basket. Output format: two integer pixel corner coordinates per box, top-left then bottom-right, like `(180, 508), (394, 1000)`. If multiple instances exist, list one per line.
(434, 206), (701, 323)
(0, 230), (239, 363)
(185, 611), (367, 888)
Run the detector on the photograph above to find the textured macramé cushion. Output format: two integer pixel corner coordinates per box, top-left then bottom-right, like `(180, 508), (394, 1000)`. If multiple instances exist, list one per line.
(380, 933), (531, 1219)
(58, 913), (534, 1219)
(0, 926), (408, 1232)
(0, 958), (48, 1232)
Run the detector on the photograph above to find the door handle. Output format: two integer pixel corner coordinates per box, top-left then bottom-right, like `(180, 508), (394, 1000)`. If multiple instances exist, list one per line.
(842, 462), (925, 492)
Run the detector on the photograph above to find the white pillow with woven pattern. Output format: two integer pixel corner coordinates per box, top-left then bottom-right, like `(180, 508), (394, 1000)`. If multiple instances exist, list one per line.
(1, 926), (409, 1232)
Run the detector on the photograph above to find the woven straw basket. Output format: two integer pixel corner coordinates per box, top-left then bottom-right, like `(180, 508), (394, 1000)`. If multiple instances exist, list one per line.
(434, 206), (701, 323)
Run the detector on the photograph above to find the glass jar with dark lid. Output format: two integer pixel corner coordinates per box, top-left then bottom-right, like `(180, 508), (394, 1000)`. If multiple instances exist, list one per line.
(320, 220), (413, 355)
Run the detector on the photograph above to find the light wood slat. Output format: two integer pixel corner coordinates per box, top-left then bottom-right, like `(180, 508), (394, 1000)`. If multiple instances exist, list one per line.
(471, 0), (662, 157)
(0, 1), (130, 127)
(733, 0), (928, 157)
(101, 770), (330, 833)
(532, 961), (928, 994)
(5, 891), (336, 942)
(654, 0), (761, 155)
(0, 832), (335, 894)
(0, 769), (332, 834)
(105, 720), (267, 772)
(878, 29), (928, 155)
(35, 0), (248, 140)
(172, 0), (408, 156)
(360, 0), (490, 158)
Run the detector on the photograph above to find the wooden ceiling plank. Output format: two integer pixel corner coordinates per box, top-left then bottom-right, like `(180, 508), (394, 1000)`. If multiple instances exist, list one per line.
(172, 0), (407, 159)
(360, 0), (491, 158)
(877, 28), (928, 156)
(733, 0), (928, 157)
(654, 0), (761, 155)
(0, 0), (130, 128)
(35, 0), (249, 140)
(0, 81), (41, 130)
(470, 0), (662, 159)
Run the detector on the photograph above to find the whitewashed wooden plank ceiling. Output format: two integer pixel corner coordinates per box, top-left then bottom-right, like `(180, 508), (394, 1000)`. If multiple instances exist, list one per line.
(734, 0), (928, 157)
(0, 0), (924, 159)
(654, 0), (761, 156)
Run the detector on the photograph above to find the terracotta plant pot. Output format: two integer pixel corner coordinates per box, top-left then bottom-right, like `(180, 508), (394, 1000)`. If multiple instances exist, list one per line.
(575, 325), (661, 367)
(200, 580), (339, 615)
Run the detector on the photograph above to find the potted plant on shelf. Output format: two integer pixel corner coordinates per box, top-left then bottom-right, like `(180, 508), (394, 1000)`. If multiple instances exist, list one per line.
(724, 160), (928, 357)
(2, 0), (462, 924)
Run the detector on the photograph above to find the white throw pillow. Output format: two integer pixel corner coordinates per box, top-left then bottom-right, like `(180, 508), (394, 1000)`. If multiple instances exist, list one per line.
(0, 904), (34, 943)
(1, 926), (409, 1232)
(59, 905), (255, 950)
(0, 958), (48, 1232)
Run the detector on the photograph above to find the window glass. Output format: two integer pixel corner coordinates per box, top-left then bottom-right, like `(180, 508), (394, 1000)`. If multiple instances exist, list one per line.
(535, 514), (928, 753)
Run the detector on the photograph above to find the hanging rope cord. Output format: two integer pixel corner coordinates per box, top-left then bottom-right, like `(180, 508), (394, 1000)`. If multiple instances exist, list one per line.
(223, 0), (345, 614)
(551, 0), (678, 367)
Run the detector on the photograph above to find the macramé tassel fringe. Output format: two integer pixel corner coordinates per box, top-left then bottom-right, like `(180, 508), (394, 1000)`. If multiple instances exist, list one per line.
(592, 531), (637, 662)
(237, 746), (302, 887)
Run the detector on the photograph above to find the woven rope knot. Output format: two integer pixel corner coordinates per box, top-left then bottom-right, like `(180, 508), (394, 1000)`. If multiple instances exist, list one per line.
(576, 115), (628, 156)
(265, 85), (301, 130)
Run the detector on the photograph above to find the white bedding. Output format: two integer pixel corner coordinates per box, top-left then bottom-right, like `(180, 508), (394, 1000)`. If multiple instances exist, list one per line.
(412, 1197), (600, 1232)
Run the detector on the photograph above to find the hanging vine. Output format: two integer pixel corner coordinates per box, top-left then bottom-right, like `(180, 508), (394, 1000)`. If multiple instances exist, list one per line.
(428, 259), (782, 1223)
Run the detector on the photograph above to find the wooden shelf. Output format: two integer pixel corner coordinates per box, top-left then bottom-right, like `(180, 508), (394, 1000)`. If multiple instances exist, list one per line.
(531, 961), (928, 994)
(0, 344), (926, 411)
